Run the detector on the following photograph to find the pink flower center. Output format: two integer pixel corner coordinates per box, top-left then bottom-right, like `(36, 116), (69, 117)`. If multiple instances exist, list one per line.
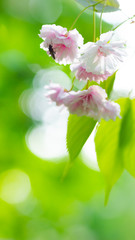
(53, 43), (66, 52)
(97, 46), (106, 57)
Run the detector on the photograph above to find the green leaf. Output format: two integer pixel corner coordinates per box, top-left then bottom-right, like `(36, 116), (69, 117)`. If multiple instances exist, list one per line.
(100, 72), (116, 97)
(75, 0), (120, 13)
(122, 99), (135, 177)
(67, 115), (96, 161)
(119, 98), (133, 149)
(95, 98), (129, 204)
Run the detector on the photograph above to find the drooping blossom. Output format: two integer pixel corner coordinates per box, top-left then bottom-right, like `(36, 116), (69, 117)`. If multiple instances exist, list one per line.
(63, 85), (120, 120)
(71, 31), (127, 82)
(45, 83), (120, 121)
(70, 62), (110, 83)
(45, 83), (67, 106)
(39, 24), (84, 65)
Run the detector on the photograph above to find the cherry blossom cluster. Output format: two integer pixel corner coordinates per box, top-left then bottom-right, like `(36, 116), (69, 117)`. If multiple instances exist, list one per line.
(39, 24), (127, 121)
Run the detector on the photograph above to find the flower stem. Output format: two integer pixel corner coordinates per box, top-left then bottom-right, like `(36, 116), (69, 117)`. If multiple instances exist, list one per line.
(112, 14), (135, 31)
(93, 7), (96, 42)
(69, 0), (105, 31)
(86, 80), (89, 89)
(69, 76), (75, 91)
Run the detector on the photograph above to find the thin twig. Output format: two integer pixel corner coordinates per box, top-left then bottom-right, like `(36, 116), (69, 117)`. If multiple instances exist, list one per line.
(69, 0), (105, 31)
(112, 15), (135, 31)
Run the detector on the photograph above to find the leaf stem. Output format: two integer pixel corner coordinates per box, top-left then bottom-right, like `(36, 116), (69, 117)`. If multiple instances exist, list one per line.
(112, 14), (135, 31)
(61, 160), (73, 181)
(86, 80), (89, 89)
(69, 0), (105, 31)
(69, 76), (76, 92)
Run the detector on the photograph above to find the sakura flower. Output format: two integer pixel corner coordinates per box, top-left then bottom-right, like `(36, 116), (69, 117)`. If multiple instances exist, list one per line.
(39, 24), (84, 65)
(76, 31), (127, 78)
(63, 85), (120, 120)
(45, 83), (67, 106)
(45, 83), (120, 121)
(70, 62), (110, 83)
(102, 100), (121, 121)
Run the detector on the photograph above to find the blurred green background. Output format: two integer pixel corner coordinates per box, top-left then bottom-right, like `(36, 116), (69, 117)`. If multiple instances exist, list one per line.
(1, 0), (135, 239)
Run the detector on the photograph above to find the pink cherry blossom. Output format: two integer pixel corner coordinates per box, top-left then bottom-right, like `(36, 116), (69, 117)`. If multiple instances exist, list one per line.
(39, 24), (84, 65)
(63, 85), (120, 120)
(77, 31), (127, 77)
(102, 100), (121, 121)
(45, 83), (67, 106)
(45, 84), (120, 121)
(70, 62), (110, 83)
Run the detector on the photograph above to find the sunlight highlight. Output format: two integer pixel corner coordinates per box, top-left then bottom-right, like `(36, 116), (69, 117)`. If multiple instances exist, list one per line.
(0, 169), (31, 204)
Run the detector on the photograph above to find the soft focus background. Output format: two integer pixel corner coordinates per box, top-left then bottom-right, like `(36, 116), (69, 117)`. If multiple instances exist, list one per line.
(1, 0), (135, 239)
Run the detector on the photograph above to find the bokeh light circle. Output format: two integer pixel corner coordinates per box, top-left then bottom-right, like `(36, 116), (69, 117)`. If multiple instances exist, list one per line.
(0, 169), (31, 204)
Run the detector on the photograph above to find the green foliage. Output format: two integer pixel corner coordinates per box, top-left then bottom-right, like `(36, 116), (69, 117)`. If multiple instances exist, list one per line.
(100, 72), (116, 97)
(1, 0), (135, 238)
(67, 95), (135, 205)
(75, 0), (120, 12)
(67, 115), (96, 161)
(95, 98), (135, 204)
(119, 98), (133, 149)
(121, 99), (135, 177)
(0, 2), (115, 238)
